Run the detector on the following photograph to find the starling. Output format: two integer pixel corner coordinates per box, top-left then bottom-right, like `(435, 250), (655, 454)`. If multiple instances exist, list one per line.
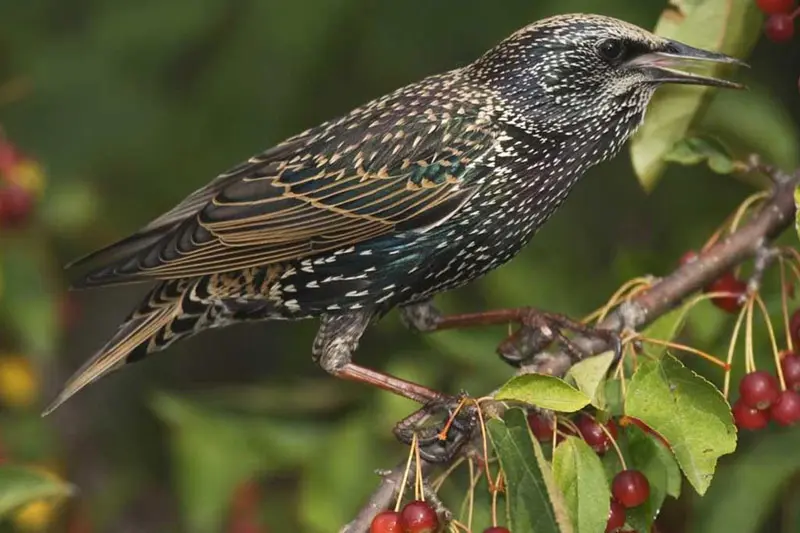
(45, 14), (743, 414)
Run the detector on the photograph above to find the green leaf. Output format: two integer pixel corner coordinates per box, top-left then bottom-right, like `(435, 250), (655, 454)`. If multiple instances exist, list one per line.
(697, 86), (800, 173)
(602, 380), (625, 418)
(487, 409), (571, 533)
(152, 393), (323, 533)
(624, 355), (736, 495)
(0, 245), (58, 358)
(495, 374), (590, 413)
(645, 432), (683, 500)
(565, 351), (615, 410)
(640, 301), (694, 358)
(690, 429), (800, 533)
(629, 0), (761, 190)
(0, 465), (73, 517)
(663, 137), (739, 174)
(552, 437), (610, 533)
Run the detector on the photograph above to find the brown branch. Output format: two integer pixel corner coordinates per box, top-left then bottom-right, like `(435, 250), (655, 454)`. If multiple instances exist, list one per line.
(342, 162), (800, 533)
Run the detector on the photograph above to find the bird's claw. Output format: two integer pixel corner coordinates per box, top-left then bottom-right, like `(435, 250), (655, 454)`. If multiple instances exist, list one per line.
(393, 393), (477, 463)
(497, 308), (622, 366)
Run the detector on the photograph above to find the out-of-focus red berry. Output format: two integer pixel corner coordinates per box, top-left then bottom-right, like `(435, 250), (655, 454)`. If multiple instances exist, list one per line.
(765, 13), (795, 42)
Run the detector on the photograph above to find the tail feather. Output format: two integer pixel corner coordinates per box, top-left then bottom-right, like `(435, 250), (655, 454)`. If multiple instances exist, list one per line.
(42, 286), (181, 416)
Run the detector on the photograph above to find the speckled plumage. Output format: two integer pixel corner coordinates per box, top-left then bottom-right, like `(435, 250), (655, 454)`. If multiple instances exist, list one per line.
(46, 14), (743, 413)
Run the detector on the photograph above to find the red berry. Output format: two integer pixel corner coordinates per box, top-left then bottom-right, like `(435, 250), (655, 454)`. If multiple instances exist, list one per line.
(770, 390), (800, 426)
(612, 470), (650, 508)
(781, 351), (800, 391)
(0, 185), (34, 228)
(606, 499), (626, 532)
(757, 0), (796, 14)
(791, 310), (800, 351)
(575, 415), (617, 454)
(483, 528), (511, 533)
(765, 13), (795, 42)
(704, 272), (747, 313)
(732, 398), (769, 430)
(739, 371), (780, 409)
(0, 142), (20, 177)
(678, 250), (699, 266)
(59, 293), (81, 331)
(527, 411), (555, 442)
(399, 501), (439, 533)
(370, 511), (402, 533)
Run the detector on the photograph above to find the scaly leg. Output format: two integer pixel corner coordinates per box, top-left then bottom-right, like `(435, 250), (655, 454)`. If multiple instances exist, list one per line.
(400, 301), (621, 366)
(315, 311), (476, 461)
(314, 312), (450, 405)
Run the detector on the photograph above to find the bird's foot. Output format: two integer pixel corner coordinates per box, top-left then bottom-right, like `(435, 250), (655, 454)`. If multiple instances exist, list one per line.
(497, 308), (622, 367)
(393, 392), (478, 463)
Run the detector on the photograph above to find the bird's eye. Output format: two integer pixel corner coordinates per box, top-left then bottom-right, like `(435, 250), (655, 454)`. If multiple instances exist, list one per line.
(596, 38), (626, 62)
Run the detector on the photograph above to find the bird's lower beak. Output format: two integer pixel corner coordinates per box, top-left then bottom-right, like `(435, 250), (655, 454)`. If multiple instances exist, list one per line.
(629, 40), (747, 89)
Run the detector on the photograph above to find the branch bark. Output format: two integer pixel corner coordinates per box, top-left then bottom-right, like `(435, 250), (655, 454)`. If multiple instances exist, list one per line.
(342, 164), (800, 533)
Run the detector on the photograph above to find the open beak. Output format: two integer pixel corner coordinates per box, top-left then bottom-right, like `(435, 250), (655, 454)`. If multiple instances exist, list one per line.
(629, 40), (748, 89)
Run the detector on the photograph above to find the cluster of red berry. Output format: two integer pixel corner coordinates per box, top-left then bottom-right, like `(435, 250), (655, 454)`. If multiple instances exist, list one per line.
(370, 500), (510, 533)
(526, 412), (651, 533)
(758, 0), (799, 42)
(0, 140), (36, 228)
(371, 500), (459, 533)
(733, 352), (800, 429)
(680, 251), (800, 428)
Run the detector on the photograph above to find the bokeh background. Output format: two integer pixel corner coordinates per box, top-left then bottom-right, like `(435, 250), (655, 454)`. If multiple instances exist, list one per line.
(1, 0), (800, 532)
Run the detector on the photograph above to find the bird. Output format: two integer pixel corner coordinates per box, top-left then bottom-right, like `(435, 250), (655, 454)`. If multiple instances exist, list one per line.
(44, 13), (744, 415)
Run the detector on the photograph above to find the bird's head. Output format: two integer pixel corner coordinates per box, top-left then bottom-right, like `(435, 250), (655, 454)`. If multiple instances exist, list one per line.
(467, 13), (744, 145)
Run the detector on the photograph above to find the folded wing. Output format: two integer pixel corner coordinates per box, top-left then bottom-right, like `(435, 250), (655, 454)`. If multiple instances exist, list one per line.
(71, 113), (498, 288)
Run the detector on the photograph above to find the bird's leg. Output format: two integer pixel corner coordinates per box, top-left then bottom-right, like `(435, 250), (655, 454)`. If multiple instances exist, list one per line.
(400, 302), (620, 366)
(399, 300), (443, 333)
(315, 312), (476, 461)
(314, 312), (451, 405)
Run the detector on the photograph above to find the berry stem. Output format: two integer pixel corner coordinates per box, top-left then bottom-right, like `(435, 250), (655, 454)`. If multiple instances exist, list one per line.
(474, 399), (495, 493)
(585, 277), (653, 323)
(755, 293), (787, 390)
(729, 191), (769, 235)
(449, 519), (470, 532)
(746, 296), (756, 374)
(780, 256), (794, 352)
(414, 440), (424, 501)
(724, 303), (749, 398)
(636, 335), (730, 370)
(432, 457), (465, 492)
(396, 433), (418, 511)
(610, 429), (628, 470)
(466, 459), (477, 532)
(781, 248), (800, 289)
(490, 470), (503, 527)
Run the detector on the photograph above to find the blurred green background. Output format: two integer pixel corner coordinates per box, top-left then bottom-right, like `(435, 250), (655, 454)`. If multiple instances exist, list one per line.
(1, 0), (800, 532)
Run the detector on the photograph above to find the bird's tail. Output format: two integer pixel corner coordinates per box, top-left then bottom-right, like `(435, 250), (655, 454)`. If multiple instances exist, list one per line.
(43, 278), (206, 415)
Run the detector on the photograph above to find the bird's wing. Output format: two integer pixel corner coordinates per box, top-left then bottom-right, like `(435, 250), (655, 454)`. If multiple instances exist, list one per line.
(73, 114), (498, 287)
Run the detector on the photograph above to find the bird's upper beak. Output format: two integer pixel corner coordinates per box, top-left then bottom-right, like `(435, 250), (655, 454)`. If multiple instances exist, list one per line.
(628, 40), (747, 89)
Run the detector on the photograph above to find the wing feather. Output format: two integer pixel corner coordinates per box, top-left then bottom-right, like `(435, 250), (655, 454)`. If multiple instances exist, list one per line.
(72, 114), (498, 287)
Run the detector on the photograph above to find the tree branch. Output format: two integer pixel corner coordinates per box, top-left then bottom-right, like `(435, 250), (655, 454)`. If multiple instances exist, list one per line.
(343, 164), (800, 533)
